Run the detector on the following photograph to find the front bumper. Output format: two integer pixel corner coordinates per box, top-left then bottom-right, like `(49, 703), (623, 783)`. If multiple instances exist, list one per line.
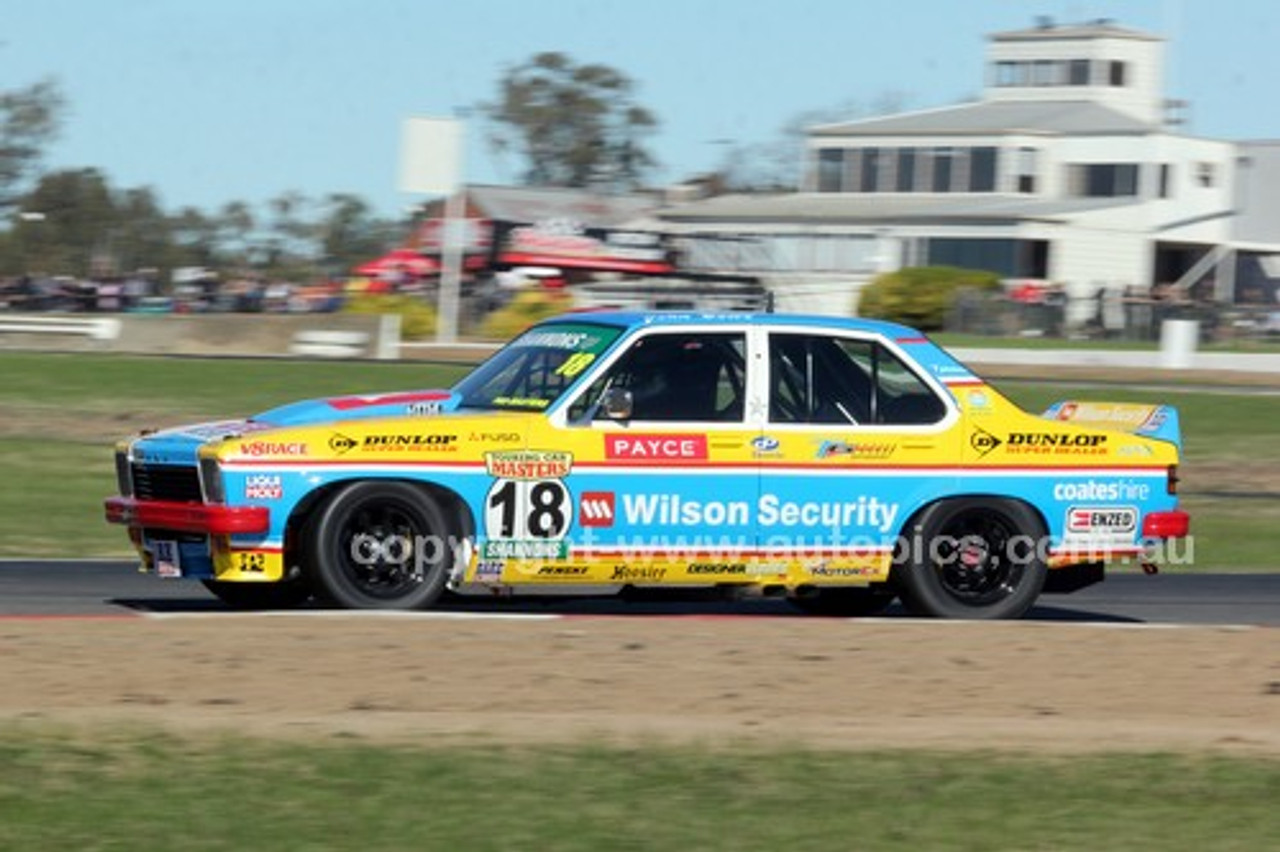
(104, 497), (270, 535)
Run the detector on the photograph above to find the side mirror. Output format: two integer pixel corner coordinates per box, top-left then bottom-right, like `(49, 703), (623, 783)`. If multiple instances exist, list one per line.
(598, 387), (633, 421)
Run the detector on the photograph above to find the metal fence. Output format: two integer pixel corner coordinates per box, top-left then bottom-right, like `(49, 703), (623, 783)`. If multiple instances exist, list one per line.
(946, 289), (1280, 343)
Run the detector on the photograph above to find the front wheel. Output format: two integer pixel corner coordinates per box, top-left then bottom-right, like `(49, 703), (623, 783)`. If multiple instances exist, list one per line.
(304, 481), (454, 610)
(894, 498), (1047, 620)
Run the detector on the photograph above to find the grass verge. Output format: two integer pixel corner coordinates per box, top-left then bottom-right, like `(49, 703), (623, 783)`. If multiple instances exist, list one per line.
(0, 730), (1276, 852)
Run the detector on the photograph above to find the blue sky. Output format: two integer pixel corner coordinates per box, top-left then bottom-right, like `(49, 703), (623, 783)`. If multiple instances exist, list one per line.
(4, 0), (1279, 218)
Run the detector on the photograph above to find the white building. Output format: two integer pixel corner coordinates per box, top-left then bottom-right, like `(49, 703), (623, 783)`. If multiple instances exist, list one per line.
(654, 18), (1280, 320)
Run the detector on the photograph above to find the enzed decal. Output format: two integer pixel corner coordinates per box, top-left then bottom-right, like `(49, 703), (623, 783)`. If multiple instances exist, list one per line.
(1066, 506), (1138, 535)
(578, 491), (616, 527)
(604, 433), (708, 460)
(244, 474), (283, 500)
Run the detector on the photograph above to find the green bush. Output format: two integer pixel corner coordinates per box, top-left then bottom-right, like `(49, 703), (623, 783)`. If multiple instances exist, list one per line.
(342, 294), (438, 340)
(856, 266), (1001, 331)
(478, 288), (574, 340)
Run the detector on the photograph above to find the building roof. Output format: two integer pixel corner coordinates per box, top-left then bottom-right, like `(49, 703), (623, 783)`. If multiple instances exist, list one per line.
(988, 20), (1162, 42)
(810, 99), (1155, 138)
(656, 193), (1141, 226)
(466, 184), (661, 226)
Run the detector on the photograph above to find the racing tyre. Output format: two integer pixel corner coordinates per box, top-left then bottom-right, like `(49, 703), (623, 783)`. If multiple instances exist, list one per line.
(201, 578), (312, 610)
(789, 588), (896, 617)
(894, 498), (1047, 620)
(304, 481), (453, 610)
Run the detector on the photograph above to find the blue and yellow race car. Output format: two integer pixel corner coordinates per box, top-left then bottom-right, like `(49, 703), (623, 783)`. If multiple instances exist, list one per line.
(105, 311), (1189, 619)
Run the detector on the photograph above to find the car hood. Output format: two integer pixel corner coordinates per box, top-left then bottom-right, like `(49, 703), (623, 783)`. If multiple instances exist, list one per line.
(128, 389), (463, 465)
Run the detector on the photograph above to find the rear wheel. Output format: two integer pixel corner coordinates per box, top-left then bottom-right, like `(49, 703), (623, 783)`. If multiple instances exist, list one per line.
(895, 498), (1047, 620)
(304, 481), (453, 610)
(201, 578), (312, 610)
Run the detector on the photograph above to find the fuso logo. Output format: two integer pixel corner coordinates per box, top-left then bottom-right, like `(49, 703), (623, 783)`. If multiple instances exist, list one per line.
(578, 491), (616, 527)
(604, 434), (709, 460)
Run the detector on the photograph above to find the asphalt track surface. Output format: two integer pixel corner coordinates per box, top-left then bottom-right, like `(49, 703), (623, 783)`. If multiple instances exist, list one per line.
(1, 560), (1277, 625)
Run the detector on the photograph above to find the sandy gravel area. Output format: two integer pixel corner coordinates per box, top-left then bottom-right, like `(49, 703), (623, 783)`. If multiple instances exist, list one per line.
(4, 615), (1277, 754)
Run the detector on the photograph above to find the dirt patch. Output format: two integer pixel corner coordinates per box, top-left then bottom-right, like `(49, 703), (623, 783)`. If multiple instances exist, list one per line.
(3, 616), (1277, 754)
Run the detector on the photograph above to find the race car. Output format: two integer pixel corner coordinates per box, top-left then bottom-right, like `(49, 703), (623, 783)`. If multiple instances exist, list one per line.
(105, 311), (1189, 619)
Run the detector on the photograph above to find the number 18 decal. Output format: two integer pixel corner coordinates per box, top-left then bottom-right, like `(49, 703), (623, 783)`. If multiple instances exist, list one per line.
(485, 479), (571, 540)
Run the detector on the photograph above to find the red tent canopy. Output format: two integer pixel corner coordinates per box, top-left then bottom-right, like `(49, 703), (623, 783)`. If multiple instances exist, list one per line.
(353, 249), (439, 278)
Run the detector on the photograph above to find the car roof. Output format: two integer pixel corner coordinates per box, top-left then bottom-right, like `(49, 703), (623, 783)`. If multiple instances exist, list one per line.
(540, 310), (927, 340)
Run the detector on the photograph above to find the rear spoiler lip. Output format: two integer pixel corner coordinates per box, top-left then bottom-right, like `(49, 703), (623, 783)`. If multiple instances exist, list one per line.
(1041, 401), (1182, 448)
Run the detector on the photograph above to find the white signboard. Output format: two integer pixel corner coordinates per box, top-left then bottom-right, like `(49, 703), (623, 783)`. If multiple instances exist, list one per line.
(399, 117), (463, 196)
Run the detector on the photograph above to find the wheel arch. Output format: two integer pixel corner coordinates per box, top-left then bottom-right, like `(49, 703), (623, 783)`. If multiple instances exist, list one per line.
(893, 492), (1049, 542)
(283, 476), (476, 572)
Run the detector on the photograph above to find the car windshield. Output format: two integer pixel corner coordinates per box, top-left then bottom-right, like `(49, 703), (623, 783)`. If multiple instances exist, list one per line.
(452, 322), (624, 411)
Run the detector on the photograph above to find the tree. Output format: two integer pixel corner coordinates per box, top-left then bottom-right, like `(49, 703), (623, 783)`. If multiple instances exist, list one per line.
(216, 201), (257, 267)
(318, 193), (399, 276)
(0, 78), (65, 211)
(18, 168), (115, 274)
(481, 52), (658, 189)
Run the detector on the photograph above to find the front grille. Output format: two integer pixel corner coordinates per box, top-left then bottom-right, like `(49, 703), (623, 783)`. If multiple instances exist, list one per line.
(131, 463), (203, 503)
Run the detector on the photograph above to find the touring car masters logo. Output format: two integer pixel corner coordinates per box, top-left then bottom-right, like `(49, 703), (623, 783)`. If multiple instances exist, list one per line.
(484, 450), (572, 479)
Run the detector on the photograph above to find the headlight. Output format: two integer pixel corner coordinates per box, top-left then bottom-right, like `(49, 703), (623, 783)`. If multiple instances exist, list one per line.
(199, 457), (225, 504)
(115, 449), (133, 498)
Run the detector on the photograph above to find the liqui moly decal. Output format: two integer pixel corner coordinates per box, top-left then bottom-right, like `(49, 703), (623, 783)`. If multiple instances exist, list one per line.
(245, 474), (283, 500)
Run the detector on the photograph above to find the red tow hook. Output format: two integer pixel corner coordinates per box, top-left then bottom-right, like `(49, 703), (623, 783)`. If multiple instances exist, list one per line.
(1141, 562), (1160, 576)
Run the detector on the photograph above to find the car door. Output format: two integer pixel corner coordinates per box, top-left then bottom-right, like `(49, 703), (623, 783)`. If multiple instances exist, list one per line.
(538, 326), (764, 584)
(757, 328), (958, 583)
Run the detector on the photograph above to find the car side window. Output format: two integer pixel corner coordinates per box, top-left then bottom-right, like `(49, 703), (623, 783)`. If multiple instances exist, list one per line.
(769, 333), (945, 426)
(570, 331), (747, 422)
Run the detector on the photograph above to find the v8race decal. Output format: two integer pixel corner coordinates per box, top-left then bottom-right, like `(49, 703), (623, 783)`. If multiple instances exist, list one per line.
(481, 451), (573, 559)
